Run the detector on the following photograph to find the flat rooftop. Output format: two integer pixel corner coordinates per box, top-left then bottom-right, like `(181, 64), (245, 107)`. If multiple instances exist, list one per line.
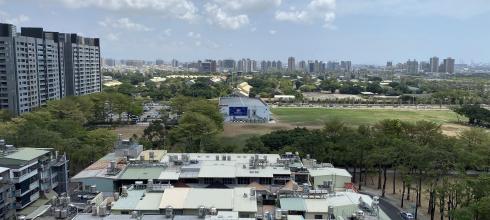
(159, 187), (257, 213)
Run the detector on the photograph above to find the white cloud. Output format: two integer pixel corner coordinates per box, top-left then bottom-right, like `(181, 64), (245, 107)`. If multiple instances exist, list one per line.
(55, 0), (198, 21)
(204, 3), (249, 30)
(275, 0), (336, 28)
(269, 30), (277, 35)
(336, 0), (490, 20)
(194, 41), (202, 47)
(164, 28), (172, 37)
(212, 0), (282, 13)
(99, 17), (152, 32)
(187, 32), (201, 39)
(275, 10), (309, 23)
(106, 33), (120, 41)
(0, 11), (30, 25)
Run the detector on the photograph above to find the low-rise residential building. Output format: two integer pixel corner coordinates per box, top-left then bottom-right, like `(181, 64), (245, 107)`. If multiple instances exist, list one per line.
(0, 140), (69, 212)
(0, 167), (16, 219)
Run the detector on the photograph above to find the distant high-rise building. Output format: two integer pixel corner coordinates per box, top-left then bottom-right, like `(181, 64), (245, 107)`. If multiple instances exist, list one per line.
(277, 61), (283, 70)
(429, 56), (439, 72)
(406, 59), (419, 74)
(443, 57), (455, 74)
(199, 59), (216, 73)
(0, 23), (101, 115)
(288, 57), (295, 72)
(222, 59), (235, 71)
(386, 61), (393, 68)
(103, 58), (116, 67)
(420, 61), (430, 73)
(299, 60), (307, 71)
(171, 59), (179, 67)
(327, 61), (340, 71)
(156, 59), (164, 65)
(308, 61), (315, 73)
(340, 61), (352, 72)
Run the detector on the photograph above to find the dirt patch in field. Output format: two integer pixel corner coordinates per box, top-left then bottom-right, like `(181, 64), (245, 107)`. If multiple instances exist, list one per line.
(222, 122), (322, 138)
(440, 123), (470, 137)
(112, 124), (146, 139)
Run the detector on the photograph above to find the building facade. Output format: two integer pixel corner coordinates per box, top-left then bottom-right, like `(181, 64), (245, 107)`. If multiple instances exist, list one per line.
(0, 167), (15, 219)
(430, 56), (439, 73)
(0, 23), (101, 115)
(0, 140), (69, 211)
(287, 57), (295, 72)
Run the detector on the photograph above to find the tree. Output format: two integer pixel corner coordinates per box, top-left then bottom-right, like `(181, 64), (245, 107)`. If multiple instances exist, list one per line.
(168, 112), (219, 152)
(244, 136), (269, 153)
(143, 120), (167, 149)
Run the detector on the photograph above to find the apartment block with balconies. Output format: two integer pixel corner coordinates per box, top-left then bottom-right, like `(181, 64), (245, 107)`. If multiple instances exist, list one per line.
(0, 167), (15, 219)
(0, 139), (68, 212)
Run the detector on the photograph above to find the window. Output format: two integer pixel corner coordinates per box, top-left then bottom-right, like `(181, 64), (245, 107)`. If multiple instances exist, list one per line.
(315, 215), (323, 219)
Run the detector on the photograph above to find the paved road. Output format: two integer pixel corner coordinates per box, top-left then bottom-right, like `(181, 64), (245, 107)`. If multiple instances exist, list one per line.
(361, 192), (403, 220)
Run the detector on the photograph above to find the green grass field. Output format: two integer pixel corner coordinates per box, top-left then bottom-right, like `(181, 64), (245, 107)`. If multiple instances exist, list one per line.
(271, 108), (464, 126)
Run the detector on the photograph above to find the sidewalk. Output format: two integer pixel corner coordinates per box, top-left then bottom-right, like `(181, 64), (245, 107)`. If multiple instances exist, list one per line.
(360, 186), (430, 220)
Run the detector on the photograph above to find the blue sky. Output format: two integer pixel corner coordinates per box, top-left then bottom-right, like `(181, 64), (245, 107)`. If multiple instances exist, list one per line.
(1, 0), (489, 64)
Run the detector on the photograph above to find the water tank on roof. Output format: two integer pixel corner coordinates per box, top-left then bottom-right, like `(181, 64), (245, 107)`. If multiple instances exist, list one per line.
(99, 206), (106, 216)
(60, 209), (68, 219)
(91, 206), (98, 216)
(149, 151), (155, 160)
(165, 206), (173, 218)
(131, 211), (139, 219)
(121, 186), (128, 197)
(210, 207), (217, 215)
(275, 208), (282, 220)
(198, 206), (206, 218)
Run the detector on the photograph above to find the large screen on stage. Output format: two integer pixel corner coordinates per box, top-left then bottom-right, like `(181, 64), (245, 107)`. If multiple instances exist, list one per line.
(229, 107), (248, 116)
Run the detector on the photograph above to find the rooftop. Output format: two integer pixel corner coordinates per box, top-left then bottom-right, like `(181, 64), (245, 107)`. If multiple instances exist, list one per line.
(159, 187), (257, 213)
(1, 148), (50, 161)
(219, 97), (267, 108)
(111, 188), (164, 212)
(308, 167), (352, 178)
(119, 165), (166, 180)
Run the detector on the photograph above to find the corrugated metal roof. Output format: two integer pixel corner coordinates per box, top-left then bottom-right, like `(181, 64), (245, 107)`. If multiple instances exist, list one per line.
(159, 188), (257, 213)
(308, 168), (352, 178)
(119, 166), (165, 180)
(111, 189), (145, 211)
(279, 198), (306, 211)
(135, 192), (163, 211)
(2, 148), (49, 161)
(219, 97), (267, 107)
(304, 199), (329, 213)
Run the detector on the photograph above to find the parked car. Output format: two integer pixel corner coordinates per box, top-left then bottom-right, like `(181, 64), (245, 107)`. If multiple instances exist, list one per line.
(400, 211), (415, 220)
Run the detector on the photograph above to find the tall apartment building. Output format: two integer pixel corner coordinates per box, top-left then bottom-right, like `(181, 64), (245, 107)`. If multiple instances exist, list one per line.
(63, 33), (101, 96)
(0, 23), (101, 115)
(340, 61), (352, 72)
(0, 140), (69, 211)
(443, 57), (455, 74)
(287, 57), (295, 72)
(429, 56), (439, 73)
(406, 59), (419, 74)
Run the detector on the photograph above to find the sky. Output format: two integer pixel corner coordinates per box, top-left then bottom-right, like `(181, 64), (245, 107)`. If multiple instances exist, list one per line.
(1, 0), (489, 65)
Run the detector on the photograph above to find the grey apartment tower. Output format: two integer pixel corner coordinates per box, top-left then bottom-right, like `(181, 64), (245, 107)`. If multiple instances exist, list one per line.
(0, 23), (101, 115)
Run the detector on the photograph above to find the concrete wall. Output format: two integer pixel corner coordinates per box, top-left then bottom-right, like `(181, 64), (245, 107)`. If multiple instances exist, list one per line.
(312, 175), (351, 190)
(220, 105), (270, 122)
(75, 178), (115, 193)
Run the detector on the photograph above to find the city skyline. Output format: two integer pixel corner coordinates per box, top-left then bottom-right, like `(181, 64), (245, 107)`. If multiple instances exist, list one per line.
(1, 0), (490, 64)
